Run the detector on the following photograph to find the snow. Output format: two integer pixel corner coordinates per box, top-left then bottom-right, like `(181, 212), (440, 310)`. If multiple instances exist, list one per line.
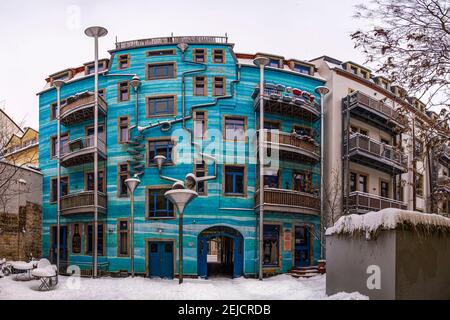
(326, 208), (450, 239)
(31, 266), (56, 278)
(0, 274), (368, 300)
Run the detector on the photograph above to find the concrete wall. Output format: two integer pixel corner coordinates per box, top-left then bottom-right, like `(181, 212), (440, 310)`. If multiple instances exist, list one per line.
(326, 229), (450, 300)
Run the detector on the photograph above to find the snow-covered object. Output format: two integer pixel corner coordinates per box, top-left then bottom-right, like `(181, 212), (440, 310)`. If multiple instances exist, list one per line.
(11, 261), (35, 271)
(326, 208), (450, 239)
(32, 266), (57, 278)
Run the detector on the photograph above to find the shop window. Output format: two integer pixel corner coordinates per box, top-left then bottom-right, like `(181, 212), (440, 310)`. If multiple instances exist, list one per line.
(263, 225), (280, 266)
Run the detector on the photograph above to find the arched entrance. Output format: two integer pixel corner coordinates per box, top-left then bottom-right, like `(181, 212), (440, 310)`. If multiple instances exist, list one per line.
(198, 226), (244, 278)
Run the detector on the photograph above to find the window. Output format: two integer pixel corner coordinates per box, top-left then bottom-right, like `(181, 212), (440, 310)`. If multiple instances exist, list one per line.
(293, 171), (313, 193)
(350, 66), (358, 75)
(350, 172), (357, 192)
(264, 172), (280, 189)
(224, 165), (245, 195)
(118, 116), (130, 143)
(194, 76), (207, 96)
(118, 81), (130, 102)
(50, 176), (69, 203)
(212, 49), (225, 63)
(293, 63), (311, 75)
(147, 188), (174, 218)
(194, 111), (207, 140)
(118, 163), (130, 197)
(416, 174), (424, 197)
(358, 174), (368, 193)
(147, 49), (176, 57)
(193, 49), (206, 63)
(213, 77), (225, 96)
(85, 224), (104, 256)
(50, 100), (67, 120)
(86, 61), (107, 75)
(380, 180), (389, 198)
(118, 54), (130, 69)
(147, 62), (176, 80)
(86, 125), (105, 146)
(263, 225), (279, 266)
(224, 116), (246, 141)
(98, 88), (106, 99)
(85, 170), (105, 193)
(117, 220), (129, 257)
(72, 224), (82, 254)
(147, 96), (176, 117)
(50, 136), (57, 158)
(194, 160), (207, 196)
(269, 59), (280, 68)
(360, 70), (369, 79)
(148, 139), (175, 165)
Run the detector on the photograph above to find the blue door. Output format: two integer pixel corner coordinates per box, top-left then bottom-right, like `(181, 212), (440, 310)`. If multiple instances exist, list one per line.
(294, 226), (310, 267)
(148, 241), (174, 279)
(51, 226), (68, 265)
(197, 237), (208, 278)
(233, 237), (243, 278)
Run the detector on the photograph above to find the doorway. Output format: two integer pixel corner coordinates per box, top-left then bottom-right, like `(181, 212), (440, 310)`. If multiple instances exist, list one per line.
(50, 225), (68, 270)
(147, 241), (174, 279)
(294, 225), (311, 267)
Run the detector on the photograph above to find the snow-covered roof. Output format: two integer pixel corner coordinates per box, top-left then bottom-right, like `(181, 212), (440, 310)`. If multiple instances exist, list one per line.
(326, 209), (450, 239)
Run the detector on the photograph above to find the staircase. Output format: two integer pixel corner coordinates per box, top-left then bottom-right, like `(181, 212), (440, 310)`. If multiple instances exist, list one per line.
(288, 266), (322, 278)
(126, 128), (146, 177)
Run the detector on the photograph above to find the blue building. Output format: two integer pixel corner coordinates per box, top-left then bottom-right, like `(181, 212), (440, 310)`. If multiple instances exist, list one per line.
(38, 35), (325, 278)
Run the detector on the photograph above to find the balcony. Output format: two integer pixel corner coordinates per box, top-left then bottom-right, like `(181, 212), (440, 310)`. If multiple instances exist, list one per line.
(255, 188), (320, 216)
(348, 191), (407, 214)
(60, 137), (106, 168)
(61, 191), (107, 216)
(346, 133), (408, 174)
(343, 91), (408, 134)
(437, 176), (450, 194)
(253, 86), (320, 121)
(60, 92), (107, 126)
(260, 130), (320, 164)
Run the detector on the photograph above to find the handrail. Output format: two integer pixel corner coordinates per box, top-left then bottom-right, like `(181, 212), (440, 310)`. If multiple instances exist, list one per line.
(255, 187), (320, 211)
(116, 35), (229, 50)
(256, 87), (320, 113)
(348, 133), (408, 167)
(258, 129), (320, 156)
(349, 191), (407, 211)
(61, 93), (107, 116)
(61, 191), (107, 211)
(60, 136), (106, 156)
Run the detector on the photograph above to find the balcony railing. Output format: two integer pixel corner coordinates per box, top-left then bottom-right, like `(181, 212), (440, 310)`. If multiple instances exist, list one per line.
(259, 130), (320, 163)
(253, 86), (321, 121)
(255, 188), (320, 215)
(60, 137), (106, 167)
(348, 191), (407, 214)
(437, 176), (450, 193)
(347, 133), (408, 174)
(61, 191), (107, 216)
(60, 93), (107, 126)
(115, 35), (229, 50)
(343, 91), (408, 133)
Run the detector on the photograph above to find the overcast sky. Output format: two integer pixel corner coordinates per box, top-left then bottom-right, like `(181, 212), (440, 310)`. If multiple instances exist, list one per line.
(0, 0), (366, 129)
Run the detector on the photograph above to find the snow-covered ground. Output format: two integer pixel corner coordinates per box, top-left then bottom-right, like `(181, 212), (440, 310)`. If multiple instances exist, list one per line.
(0, 274), (367, 300)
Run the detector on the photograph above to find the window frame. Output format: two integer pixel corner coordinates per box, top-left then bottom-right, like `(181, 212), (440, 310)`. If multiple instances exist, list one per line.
(222, 115), (247, 142)
(118, 81), (130, 102)
(118, 115), (130, 144)
(292, 170), (314, 194)
(71, 223), (83, 255)
(212, 76), (226, 96)
(118, 54), (131, 70)
(50, 175), (70, 204)
(212, 49), (226, 64)
(145, 185), (175, 219)
(380, 179), (390, 198)
(117, 219), (130, 257)
(84, 169), (106, 193)
(146, 62), (177, 80)
(117, 162), (130, 198)
(146, 137), (176, 167)
(194, 159), (208, 196)
(262, 223), (282, 267)
(193, 76), (208, 96)
(146, 49), (176, 57)
(84, 223), (106, 256)
(194, 111), (208, 140)
(146, 95), (177, 118)
(223, 164), (247, 197)
(193, 48), (207, 63)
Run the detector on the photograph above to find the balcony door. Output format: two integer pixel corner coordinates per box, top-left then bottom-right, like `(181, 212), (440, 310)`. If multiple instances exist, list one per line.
(86, 125), (105, 147)
(294, 226), (310, 267)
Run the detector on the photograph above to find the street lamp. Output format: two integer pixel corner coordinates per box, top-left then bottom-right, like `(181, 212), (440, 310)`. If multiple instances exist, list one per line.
(253, 56), (269, 281)
(53, 79), (65, 273)
(314, 86), (330, 260)
(130, 76), (142, 127)
(125, 174), (141, 278)
(85, 26), (108, 278)
(165, 186), (198, 284)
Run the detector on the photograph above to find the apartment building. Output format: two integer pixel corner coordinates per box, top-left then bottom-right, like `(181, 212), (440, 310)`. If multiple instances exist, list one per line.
(37, 35), (326, 278)
(2, 127), (39, 167)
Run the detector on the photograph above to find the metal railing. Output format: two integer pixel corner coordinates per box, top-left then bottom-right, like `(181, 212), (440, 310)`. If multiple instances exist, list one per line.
(256, 87), (320, 113)
(259, 129), (320, 158)
(345, 91), (408, 125)
(61, 191), (107, 213)
(349, 191), (407, 212)
(348, 133), (408, 168)
(60, 136), (106, 157)
(116, 35), (229, 50)
(255, 188), (320, 212)
(61, 94), (107, 117)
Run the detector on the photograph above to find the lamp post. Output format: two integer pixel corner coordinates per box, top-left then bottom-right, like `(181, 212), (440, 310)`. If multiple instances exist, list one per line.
(253, 57), (269, 281)
(165, 186), (198, 284)
(53, 79), (65, 273)
(85, 26), (108, 278)
(130, 76), (142, 127)
(314, 86), (330, 260)
(125, 174), (141, 277)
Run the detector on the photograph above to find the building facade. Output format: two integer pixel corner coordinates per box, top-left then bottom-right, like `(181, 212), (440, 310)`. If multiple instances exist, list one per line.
(38, 36), (325, 278)
(2, 127), (39, 167)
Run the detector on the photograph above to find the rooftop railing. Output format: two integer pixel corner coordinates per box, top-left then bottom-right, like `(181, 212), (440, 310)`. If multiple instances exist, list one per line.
(115, 35), (229, 50)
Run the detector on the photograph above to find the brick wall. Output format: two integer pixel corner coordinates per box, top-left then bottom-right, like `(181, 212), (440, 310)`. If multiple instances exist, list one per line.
(0, 201), (41, 260)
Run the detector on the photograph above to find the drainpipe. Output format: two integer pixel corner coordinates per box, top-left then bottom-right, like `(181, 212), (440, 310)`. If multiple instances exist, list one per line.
(253, 57), (269, 281)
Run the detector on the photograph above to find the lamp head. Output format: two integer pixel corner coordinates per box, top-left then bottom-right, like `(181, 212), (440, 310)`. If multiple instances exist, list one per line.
(253, 57), (270, 67)
(84, 26), (108, 38)
(315, 86), (330, 96)
(125, 174), (141, 193)
(164, 188), (198, 215)
(130, 76), (142, 91)
(53, 80), (65, 89)
(153, 155), (167, 170)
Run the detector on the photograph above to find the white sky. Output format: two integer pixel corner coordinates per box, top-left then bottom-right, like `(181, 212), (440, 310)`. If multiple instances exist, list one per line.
(0, 0), (365, 129)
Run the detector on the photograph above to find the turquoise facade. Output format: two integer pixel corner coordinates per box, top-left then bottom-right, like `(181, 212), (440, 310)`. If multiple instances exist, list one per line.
(38, 39), (325, 277)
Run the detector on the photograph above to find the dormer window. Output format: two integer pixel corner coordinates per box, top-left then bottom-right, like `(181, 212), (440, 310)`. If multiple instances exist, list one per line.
(269, 58), (281, 68)
(118, 54), (130, 69)
(85, 61), (107, 75)
(360, 70), (369, 79)
(350, 66), (358, 75)
(293, 63), (312, 75)
(51, 70), (72, 83)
